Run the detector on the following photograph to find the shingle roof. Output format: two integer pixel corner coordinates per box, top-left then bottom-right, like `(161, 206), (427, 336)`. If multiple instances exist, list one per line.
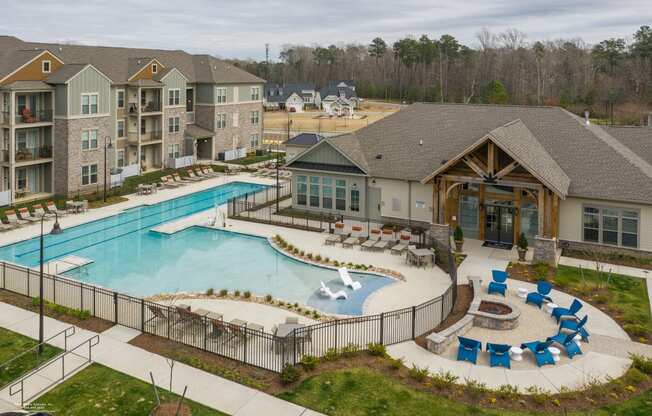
(185, 124), (214, 139)
(285, 133), (324, 147)
(45, 63), (88, 84)
(320, 103), (652, 204)
(0, 35), (264, 85)
(0, 80), (53, 91)
(603, 126), (652, 166)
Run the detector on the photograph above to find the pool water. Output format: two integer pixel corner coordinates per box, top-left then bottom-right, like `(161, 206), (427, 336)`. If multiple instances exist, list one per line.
(0, 182), (394, 315)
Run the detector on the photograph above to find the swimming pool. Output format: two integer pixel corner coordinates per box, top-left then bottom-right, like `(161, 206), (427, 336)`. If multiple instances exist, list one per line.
(0, 182), (394, 315)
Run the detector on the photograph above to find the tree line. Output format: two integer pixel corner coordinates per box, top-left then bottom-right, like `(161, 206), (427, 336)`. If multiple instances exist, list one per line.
(233, 26), (652, 125)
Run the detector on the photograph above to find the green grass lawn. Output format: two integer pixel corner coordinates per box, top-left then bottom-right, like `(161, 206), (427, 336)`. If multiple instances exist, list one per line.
(35, 363), (226, 415)
(279, 368), (652, 416)
(0, 327), (61, 388)
(228, 152), (283, 165)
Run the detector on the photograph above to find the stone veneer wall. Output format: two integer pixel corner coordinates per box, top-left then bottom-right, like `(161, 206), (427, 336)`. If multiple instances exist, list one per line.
(532, 236), (558, 266)
(428, 223), (451, 250)
(163, 107), (188, 162)
(559, 239), (652, 261)
(54, 116), (112, 196)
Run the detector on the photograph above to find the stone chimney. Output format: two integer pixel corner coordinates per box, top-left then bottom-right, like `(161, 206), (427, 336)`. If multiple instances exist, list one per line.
(584, 110), (590, 126)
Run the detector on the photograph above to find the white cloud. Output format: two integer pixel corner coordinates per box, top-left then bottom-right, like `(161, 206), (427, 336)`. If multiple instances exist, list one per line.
(1, 0), (650, 59)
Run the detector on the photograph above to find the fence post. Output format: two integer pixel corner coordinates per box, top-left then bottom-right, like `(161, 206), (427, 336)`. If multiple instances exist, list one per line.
(2, 262), (5, 289)
(334, 320), (339, 351)
(113, 292), (118, 324)
(167, 308), (171, 339)
(440, 295), (445, 324)
(204, 318), (208, 351)
(379, 312), (384, 345)
(53, 277), (56, 304)
(244, 328), (248, 364)
(140, 298), (145, 332)
(292, 329), (297, 366)
(411, 306), (416, 339)
(80, 283), (84, 311)
(92, 286), (96, 316)
(26, 268), (30, 297)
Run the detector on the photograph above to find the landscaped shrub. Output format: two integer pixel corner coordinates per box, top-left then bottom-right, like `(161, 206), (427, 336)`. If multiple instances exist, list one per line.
(623, 367), (647, 385)
(306, 253), (313, 260)
(431, 371), (459, 389)
(315, 254), (322, 262)
(496, 384), (519, 399)
(205, 288), (214, 296)
(243, 291), (251, 299)
(312, 311), (320, 319)
(300, 355), (319, 371)
(465, 378), (488, 401)
(324, 257), (330, 263)
(32, 297), (90, 320)
(388, 357), (404, 370)
(265, 294), (273, 302)
(534, 262), (550, 280)
(299, 250), (305, 257)
(630, 353), (652, 375)
(219, 289), (228, 297)
(624, 323), (649, 338)
(525, 386), (551, 405)
(323, 348), (339, 361)
(341, 343), (359, 357)
(280, 364), (300, 385)
(408, 364), (429, 382)
(292, 248), (299, 255)
(333, 260), (340, 267)
(234, 290), (241, 297)
(366, 343), (387, 357)
(453, 225), (464, 242)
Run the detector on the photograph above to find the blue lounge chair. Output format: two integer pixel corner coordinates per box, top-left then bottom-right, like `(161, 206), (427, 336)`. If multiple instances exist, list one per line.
(547, 331), (582, 359)
(488, 270), (508, 296)
(486, 343), (511, 368)
(525, 281), (553, 308)
(559, 315), (589, 341)
(457, 336), (482, 364)
(520, 340), (555, 367)
(551, 299), (583, 323)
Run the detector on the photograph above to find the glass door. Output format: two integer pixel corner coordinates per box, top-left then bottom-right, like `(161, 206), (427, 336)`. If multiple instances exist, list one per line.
(485, 204), (514, 244)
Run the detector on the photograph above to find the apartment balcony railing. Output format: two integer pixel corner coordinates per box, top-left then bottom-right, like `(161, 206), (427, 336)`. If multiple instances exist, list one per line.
(127, 131), (162, 144)
(0, 111), (9, 125)
(15, 146), (53, 162)
(128, 102), (162, 115)
(15, 109), (53, 125)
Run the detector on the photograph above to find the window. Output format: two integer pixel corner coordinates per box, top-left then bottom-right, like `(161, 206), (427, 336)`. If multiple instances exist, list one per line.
(350, 189), (360, 212)
(42, 60), (51, 73)
(249, 134), (259, 149)
(152, 63), (158, 74)
(81, 129), (98, 150)
(216, 87), (227, 103)
(167, 144), (180, 159)
(81, 93), (98, 115)
(117, 150), (125, 168)
(140, 120), (146, 135)
(335, 179), (346, 210)
(168, 117), (180, 133)
(250, 111), (260, 125)
(186, 88), (194, 112)
(81, 164), (98, 185)
(168, 89), (180, 106)
(322, 178), (333, 209)
(309, 177), (320, 207)
(117, 90), (125, 108)
(16, 169), (27, 190)
(216, 113), (227, 129)
(297, 175), (307, 206)
(173, 144), (179, 158)
(17, 95), (26, 114)
(583, 205), (639, 248)
(116, 120), (125, 138)
(251, 86), (260, 101)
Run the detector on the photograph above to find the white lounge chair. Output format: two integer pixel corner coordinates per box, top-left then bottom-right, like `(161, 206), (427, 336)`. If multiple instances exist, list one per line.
(172, 173), (191, 185)
(361, 228), (381, 250)
(332, 222), (349, 242)
(319, 281), (348, 300)
(5, 210), (28, 226)
(18, 207), (39, 223)
(46, 201), (67, 216)
(338, 267), (362, 290)
(342, 224), (365, 248)
(32, 204), (51, 219)
(391, 231), (413, 255)
(201, 167), (220, 177)
(185, 170), (204, 181)
(373, 229), (396, 251)
(324, 233), (341, 246)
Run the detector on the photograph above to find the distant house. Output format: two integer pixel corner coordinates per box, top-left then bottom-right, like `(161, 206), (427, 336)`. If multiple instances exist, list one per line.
(264, 82), (320, 112)
(320, 81), (359, 116)
(284, 133), (324, 160)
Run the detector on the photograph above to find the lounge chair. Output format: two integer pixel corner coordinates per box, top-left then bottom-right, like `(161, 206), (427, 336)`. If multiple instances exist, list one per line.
(319, 281), (347, 300)
(486, 343), (511, 368)
(546, 331), (582, 359)
(17, 207), (39, 223)
(338, 267), (362, 290)
(65, 200), (76, 214)
(488, 270), (508, 296)
(285, 316), (299, 324)
(373, 229), (396, 251)
(160, 175), (182, 188)
(361, 228), (381, 251)
(32, 204), (50, 219)
(525, 280), (553, 308)
(185, 170), (203, 181)
(173, 173), (192, 184)
(332, 222), (349, 242)
(194, 168), (211, 178)
(457, 336), (482, 364)
(201, 166), (219, 177)
(342, 225), (365, 247)
(46, 201), (67, 216)
(0, 221), (16, 232)
(254, 168), (270, 177)
(390, 231), (412, 255)
(145, 304), (168, 326)
(5, 210), (27, 226)
(520, 340), (555, 367)
(559, 315), (589, 341)
(552, 299), (583, 323)
(323, 232), (341, 246)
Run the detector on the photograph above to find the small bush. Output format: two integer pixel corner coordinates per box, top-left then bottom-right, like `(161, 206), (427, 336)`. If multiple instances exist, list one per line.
(333, 260), (340, 267)
(300, 355), (319, 371)
(517, 232), (528, 251)
(299, 250), (305, 257)
(496, 384), (519, 400)
(534, 262), (550, 280)
(341, 343), (359, 357)
(292, 248), (299, 255)
(312, 311), (320, 319)
(205, 288), (214, 296)
(388, 357), (404, 370)
(280, 364), (300, 385)
(525, 386), (551, 405)
(630, 354), (652, 375)
(465, 378), (488, 401)
(306, 253), (313, 260)
(323, 348), (339, 361)
(315, 254), (322, 262)
(219, 289), (228, 297)
(265, 294), (273, 302)
(243, 291), (251, 299)
(408, 364), (429, 382)
(234, 290), (241, 297)
(624, 324), (649, 338)
(431, 371), (458, 389)
(367, 343), (387, 357)
(324, 257), (330, 263)
(623, 367), (647, 385)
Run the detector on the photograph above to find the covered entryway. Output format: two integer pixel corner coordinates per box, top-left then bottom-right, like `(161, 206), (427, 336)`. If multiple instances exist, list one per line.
(185, 125), (214, 162)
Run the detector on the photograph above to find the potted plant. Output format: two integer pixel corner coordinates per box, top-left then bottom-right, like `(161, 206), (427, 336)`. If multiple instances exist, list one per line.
(453, 225), (464, 253)
(517, 232), (528, 262)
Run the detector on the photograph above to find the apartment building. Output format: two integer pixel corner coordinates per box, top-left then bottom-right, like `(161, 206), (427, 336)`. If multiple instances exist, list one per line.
(0, 36), (264, 204)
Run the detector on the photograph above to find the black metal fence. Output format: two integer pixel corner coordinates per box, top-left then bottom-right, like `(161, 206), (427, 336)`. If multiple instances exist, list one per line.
(0, 246), (456, 373)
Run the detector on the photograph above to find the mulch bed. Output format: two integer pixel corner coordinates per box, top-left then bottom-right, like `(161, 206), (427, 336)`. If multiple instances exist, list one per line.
(414, 284), (473, 349)
(151, 402), (191, 416)
(0, 288), (114, 333)
(562, 248), (652, 271)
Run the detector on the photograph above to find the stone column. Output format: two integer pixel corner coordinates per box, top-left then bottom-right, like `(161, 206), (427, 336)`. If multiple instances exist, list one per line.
(428, 223), (451, 250)
(532, 235), (558, 266)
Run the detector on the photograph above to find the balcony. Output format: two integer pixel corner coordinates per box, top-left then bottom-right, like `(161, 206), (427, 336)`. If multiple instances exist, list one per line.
(15, 146), (53, 163)
(127, 131), (162, 145)
(128, 102), (162, 115)
(1, 111), (9, 125)
(15, 109), (53, 125)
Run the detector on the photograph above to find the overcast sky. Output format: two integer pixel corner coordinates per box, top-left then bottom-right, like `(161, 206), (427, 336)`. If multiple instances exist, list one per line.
(2, 0), (651, 60)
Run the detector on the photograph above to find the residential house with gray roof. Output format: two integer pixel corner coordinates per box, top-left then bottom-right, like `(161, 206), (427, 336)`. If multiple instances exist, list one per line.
(0, 35), (264, 204)
(285, 103), (652, 259)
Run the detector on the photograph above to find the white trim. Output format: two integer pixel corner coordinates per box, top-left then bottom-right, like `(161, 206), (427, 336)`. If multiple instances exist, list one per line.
(158, 67), (189, 82)
(80, 92), (100, 115)
(116, 119), (126, 138)
(116, 89), (125, 109)
(195, 101), (262, 107)
(81, 163), (99, 185)
(152, 63), (158, 74)
(0, 50), (65, 84)
(127, 58), (165, 82)
(167, 88), (180, 106)
(164, 105), (185, 109)
(54, 113), (111, 120)
(64, 64), (113, 86)
(81, 128), (99, 151)
(41, 60), (51, 74)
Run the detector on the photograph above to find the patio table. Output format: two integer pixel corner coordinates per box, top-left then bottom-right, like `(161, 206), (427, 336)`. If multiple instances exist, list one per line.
(545, 302), (558, 314)
(407, 248), (434, 268)
(230, 318), (247, 327)
(509, 346), (523, 361)
(193, 308), (212, 317)
(68, 201), (84, 213)
(517, 288), (528, 298)
(549, 346), (561, 362)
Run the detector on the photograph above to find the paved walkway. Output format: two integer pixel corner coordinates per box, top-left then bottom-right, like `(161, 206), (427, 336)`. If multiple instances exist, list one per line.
(0, 301), (322, 415)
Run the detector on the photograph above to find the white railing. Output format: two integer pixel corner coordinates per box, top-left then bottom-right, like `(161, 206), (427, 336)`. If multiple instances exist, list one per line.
(166, 155), (196, 169)
(0, 190), (11, 207)
(224, 147), (247, 161)
(109, 164), (140, 186)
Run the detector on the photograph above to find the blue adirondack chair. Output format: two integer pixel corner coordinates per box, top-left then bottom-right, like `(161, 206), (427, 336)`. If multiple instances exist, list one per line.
(488, 270), (508, 296)
(559, 315), (590, 341)
(551, 299), (583, 323)
(521, 340), (556, 367)
(547, 331), (583, 359)
(486, 343), (511, 368)
(525, 281), (553, 308)
(457, 336), (482, 364)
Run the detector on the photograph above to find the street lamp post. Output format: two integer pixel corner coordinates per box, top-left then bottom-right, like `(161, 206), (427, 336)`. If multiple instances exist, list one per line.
(103, 136), (113, 202)
(39, 213), (63, 353)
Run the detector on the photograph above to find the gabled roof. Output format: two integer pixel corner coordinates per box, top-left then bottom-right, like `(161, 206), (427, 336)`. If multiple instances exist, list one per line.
(285, 133), (324, 147)
(127, 57), (163, 81)
(285, 136), (368, 175)
(0, 48), (64, 83)
(45, 63), (112, 85)
(604, 126), (652, 166)
(0, 80), (53, 91)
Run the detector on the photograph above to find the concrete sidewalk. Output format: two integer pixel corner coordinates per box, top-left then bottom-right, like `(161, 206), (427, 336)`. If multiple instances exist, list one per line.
(0, 301), (322, 416)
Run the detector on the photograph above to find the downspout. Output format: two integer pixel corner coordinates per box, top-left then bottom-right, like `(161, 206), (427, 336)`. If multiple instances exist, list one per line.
(408, 180), (412, 226)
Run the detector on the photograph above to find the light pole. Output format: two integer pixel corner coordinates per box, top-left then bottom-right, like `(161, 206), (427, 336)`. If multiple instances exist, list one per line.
(103, 136), (113, 202)
(39, 213), (63, 353)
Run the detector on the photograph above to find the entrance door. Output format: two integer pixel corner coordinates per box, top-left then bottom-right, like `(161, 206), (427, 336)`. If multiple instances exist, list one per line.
(367, 187), (382, 221)
(485, 204), (514, 244)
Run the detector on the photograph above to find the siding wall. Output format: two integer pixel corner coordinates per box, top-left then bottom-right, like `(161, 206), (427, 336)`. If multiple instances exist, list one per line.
(290, 171), (367, 218)
(54, 85), (67, 116)
(196, 84), (214, 103)
(67, 67), (111, 116)
(163, 70), (187, 108)
(301, 143), (355, 166)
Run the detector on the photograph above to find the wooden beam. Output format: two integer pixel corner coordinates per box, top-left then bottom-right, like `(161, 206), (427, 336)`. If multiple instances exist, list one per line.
(462, 157), (488, 178)
(551, 193), (559, 239)
(478, 184), (485, 240)
(487, 142), (495, 175)
(495, 161), (519, 179)
(442, 174), (543, 191)
(537, 189), (544, 237)
(467, 154), (488, 173)
(438, 179), (446, 223)
(513, 187), (521, 243)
